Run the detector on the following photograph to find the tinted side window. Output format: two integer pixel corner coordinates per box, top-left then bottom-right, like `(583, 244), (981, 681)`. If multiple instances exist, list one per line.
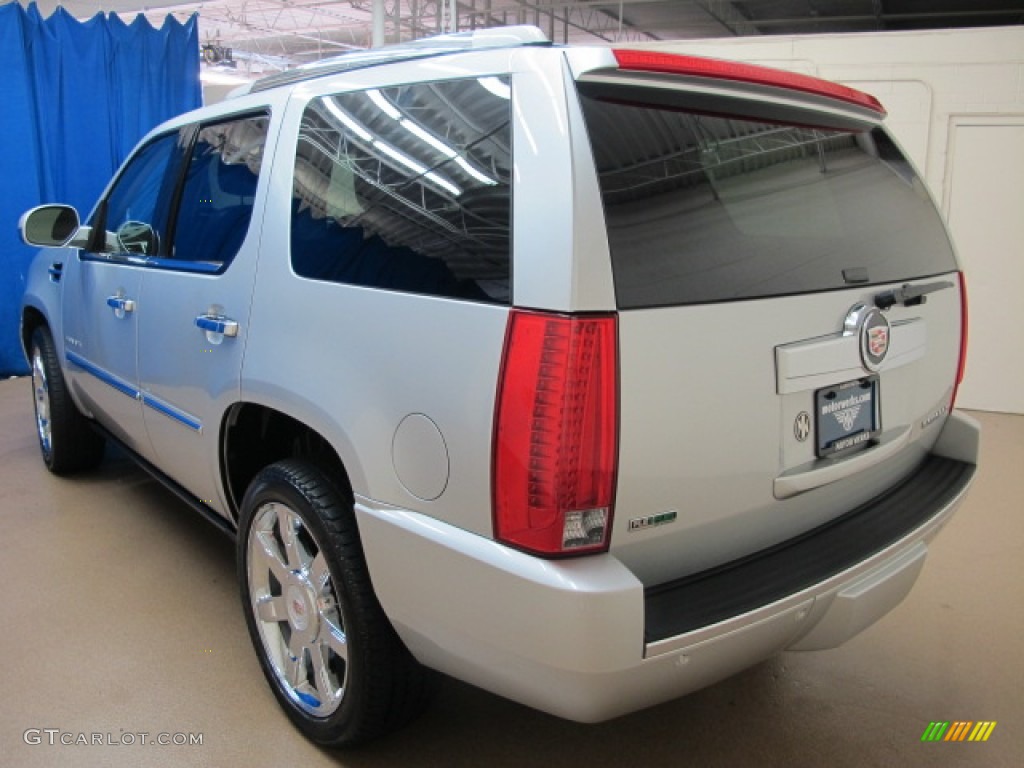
(578, 89), (958, 309)
(292, 77), (512, 303)
(173, 114), (269, 266)
(97, 130), (189, 256)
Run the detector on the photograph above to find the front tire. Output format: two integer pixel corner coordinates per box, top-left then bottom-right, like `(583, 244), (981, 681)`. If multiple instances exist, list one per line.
(29, 325), (105, 474)
(237, 460), (434, 746)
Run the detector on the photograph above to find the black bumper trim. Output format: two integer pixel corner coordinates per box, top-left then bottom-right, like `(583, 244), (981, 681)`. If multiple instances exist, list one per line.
(644, 455), (975, 644)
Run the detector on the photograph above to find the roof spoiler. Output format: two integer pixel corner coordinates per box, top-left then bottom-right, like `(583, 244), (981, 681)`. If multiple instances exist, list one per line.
(611, 49), (886, 117)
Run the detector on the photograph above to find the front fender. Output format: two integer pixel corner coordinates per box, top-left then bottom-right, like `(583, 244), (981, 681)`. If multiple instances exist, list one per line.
(20, 247), (67, 361)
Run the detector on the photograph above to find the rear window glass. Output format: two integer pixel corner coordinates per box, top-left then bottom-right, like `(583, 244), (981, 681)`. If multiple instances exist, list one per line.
(291, 77), (512, 303)
(577, 89), (957, 309)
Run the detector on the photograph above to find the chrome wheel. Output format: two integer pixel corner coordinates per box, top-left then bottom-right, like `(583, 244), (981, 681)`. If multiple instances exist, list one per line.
(248, 501), (348, 717)
(239, 460), (434, 745)
(31, 343), (52, 456)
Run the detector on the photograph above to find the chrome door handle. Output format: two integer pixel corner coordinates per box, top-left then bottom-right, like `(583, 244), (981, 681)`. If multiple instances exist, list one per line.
(195, 314), (239, 339)
(106, 295), (136, 318)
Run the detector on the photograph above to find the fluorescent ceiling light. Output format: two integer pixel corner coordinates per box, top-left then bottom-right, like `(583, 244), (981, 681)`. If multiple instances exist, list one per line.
(399, 117), (497, 185)
(367, 88), (401, 119)
(424, 172), (462, 197)
(374, 140), (462, 197)
(401, 119), (456, 158)
(478, 76), (511, 99)
(323, 99), (372, 142)
(455, 156), (497, 186)
(374, 140), (427, 174)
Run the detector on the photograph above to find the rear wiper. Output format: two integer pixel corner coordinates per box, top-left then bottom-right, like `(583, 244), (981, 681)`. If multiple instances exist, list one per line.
(874, 280), (954, 310)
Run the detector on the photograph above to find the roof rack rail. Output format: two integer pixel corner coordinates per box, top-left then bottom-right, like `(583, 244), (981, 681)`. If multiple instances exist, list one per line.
(246, 25), (550, 95)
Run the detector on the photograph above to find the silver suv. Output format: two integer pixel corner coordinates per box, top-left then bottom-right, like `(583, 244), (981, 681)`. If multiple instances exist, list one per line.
(20, 26), (979, 746)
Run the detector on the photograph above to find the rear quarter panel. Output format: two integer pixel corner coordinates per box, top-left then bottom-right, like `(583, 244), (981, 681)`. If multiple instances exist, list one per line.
(241, 72), (511, 536)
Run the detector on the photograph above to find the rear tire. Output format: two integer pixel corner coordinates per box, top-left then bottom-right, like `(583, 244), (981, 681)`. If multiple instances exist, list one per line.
(237, 459), (434, 746)
(29, 325), (105, 474)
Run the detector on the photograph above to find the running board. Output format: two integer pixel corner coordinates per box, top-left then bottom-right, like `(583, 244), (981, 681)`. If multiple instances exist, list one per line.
(90, 423), (237, 540)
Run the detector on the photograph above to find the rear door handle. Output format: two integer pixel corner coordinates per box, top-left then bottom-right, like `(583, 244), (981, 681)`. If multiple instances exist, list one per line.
(106, 295), (136, 318)
(195, 314), (239, 342)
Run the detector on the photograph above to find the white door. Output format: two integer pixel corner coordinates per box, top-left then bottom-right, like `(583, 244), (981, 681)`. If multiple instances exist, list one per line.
(137, 114), (270, 515)
(62, 130), (190, 461)
(947, 121), (1024, 414)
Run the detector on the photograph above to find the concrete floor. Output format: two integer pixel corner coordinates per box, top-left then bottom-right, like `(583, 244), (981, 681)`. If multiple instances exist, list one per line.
(0, 375), (1020, 768)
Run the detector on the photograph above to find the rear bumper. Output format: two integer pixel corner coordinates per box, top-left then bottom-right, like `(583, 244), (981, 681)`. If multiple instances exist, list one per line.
(644, 453), (973, 650)
(355, 411), (979, 722)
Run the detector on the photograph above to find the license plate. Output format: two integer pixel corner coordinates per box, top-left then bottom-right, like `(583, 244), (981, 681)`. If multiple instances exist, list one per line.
(815, 377), (880, 458)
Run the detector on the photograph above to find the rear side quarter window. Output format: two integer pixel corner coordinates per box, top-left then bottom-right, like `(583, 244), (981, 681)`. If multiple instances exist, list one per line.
(291, 77), (512, 303)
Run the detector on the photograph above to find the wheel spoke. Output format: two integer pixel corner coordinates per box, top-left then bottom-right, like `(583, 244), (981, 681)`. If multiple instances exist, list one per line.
(322, 614), (348, 662)
(253, 531), (290, 583)
(284, 638), (306, 688)
(310, 646), (340, 707)
(288, 631), (307, 662)
(309, 552), (331, 594)
(278, 508), (306, 571)
(255, 595), (288, 623)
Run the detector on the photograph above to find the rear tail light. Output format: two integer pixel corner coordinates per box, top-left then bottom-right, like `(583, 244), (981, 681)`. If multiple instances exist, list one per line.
(952, 271), (969, 408)
(612, 49), (886, 117)
(492, 311), (618, 557)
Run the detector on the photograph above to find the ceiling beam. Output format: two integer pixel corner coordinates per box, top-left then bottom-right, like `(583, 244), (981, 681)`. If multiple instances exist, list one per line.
(186, 8), (366, 50)
(694, 0), (760, 37)
(749, 9), (1024, 28)
(507, 1), (658, 43)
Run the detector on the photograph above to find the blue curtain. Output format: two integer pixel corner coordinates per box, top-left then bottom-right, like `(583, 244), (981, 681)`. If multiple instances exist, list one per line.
(0, 3), (201, 376)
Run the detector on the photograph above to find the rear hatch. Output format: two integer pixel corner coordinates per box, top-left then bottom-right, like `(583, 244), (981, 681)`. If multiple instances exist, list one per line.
(569, 51), (965, 586)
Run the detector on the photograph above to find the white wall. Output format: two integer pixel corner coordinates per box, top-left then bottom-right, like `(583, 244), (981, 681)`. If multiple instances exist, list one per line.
(644, 27), (1024, 414)
(202, 82), (238, 105)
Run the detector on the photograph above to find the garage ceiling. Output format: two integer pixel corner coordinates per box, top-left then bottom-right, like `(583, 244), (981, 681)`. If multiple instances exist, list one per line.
(23, 1), (1024, 77)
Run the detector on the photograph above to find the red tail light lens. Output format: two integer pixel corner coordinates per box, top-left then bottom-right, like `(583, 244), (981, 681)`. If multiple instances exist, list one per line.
(492, 311), (618, 557)
(952, 271), (969, 408)
(612, 49), (886, 117)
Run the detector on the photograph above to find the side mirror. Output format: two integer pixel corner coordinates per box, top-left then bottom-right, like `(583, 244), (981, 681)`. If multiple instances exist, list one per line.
(115, 220), (159, 255)
(19, 204), (86, 248)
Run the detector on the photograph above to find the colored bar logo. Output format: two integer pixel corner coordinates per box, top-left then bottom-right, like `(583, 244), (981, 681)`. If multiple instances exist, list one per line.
(921, 721), (997, 742)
